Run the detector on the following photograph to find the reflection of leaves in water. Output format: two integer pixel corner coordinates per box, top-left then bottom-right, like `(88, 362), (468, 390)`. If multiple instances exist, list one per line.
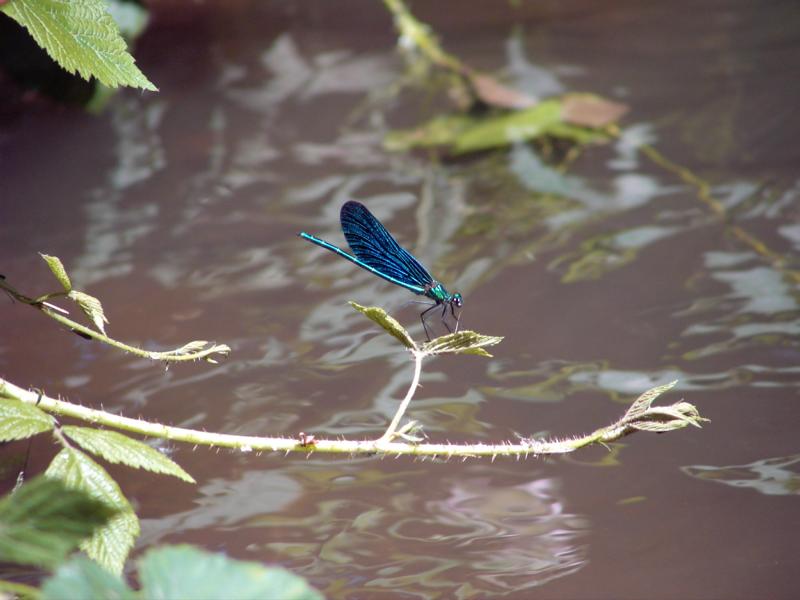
(676, 258), (800, 361)
(549, 226), (677, 283)
(682, 455), (800, 496)
(483, 360), (609, 403)
(255, 472), (588, 598)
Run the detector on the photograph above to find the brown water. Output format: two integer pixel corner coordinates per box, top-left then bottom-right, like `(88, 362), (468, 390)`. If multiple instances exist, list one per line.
(2, 1), (799, 598)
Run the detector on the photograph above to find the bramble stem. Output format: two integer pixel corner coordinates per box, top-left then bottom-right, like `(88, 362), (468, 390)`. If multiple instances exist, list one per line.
(1, 377), (705, 460)
(0, 277), (229, 364)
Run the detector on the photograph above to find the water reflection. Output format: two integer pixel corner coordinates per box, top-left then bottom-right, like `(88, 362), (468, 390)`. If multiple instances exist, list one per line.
(683, 455), (800, 497)
(248, 468), (587, 598)
(3, 0), (799, 596)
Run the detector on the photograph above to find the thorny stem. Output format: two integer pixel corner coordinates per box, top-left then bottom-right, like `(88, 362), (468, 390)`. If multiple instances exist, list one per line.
(0, 278), (230, 364)
(1, 377), (705, 460)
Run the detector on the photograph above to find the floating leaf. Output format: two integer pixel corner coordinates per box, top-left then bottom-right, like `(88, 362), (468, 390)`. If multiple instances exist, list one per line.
(562, 94), (628, 128)
(62, 426), (195, 483)
(452, 100), (564, 154)
(420, 331), (503, 357)
(0, 0), (157, 91)
(0, 477), (117, 569)
(468, 72), (537, 109)
(45, 448), (140, 575)
(385, 99), (611, 156)
(349, 302), (416, 349)
(41, 555), (135, 600)
(138, 545), (323, 600)
(384, 114), (474, 152)
(68, 291), (109, 334)
(0, 398), (55, 441)
(40, 254), (72, 292)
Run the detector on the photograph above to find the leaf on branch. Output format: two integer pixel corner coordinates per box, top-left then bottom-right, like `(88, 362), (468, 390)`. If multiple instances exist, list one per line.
(62, 426), (195, 483)
(42, 555), (136, 600)
(349, 302), (416, 349)
(174, 340), (211, 355)
(40, 254), (72, 293)
(168, 340), (232, 364)
(0, 398), (55, 441)
(0, 477), (117, 569)
(45, 448), (140, 575)
(618, 380), (708, 433)
(68, 291), (109, 334)
(420, 331), (503, 358)
(0, 0), (157, 91)
(138, 545), (324, 600)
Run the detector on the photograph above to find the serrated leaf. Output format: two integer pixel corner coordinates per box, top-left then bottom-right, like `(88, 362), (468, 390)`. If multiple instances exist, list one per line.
(68, 291), (109, 334)
(1, 0), (157, 91)
(617, 381), (707, 434)
(39, 253), (72, 292)
(349, 302), (416, 349)
(420, 330), (503, 357)
(0, 398), (55, 441)
(624, 380), (679, 421)
(0, 477), (116, 569)
(41, 555), (135, 600)
(45, 448), (139, 575)
(139, 545), (323, 600)
(175, 340), (210, 355)
(62, 426), (195, 483)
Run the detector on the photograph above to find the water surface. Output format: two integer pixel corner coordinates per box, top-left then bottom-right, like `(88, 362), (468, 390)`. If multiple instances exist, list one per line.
(1, 1), (798, 598)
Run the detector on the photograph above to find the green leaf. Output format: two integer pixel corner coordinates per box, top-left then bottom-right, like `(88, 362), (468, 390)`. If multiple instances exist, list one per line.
(384, 94), (617, 156)
(618, 381), (709, 433)
(452, 100), (564, 154)
(139, 545), (324, 600)
(349, 302), (417, 349)
(0, 477), (116, 569)
(39, 253), (72, 292)
(624, 380), (679, 421)
(1, 0), (157, 91)
(420, 330), (503, 357)
(384, 114), (475, 152)
(62, 426), (195, 483)
(45, 448), (140, 575)
(68, 291), (109, 334)
(41, 555), (135, 600)
(0, 398), (55, 441)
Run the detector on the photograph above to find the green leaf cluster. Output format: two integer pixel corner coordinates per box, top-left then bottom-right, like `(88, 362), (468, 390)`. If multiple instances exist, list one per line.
(0, 396), (194, 573)
(385, 98), (610, 155)
(39, 545), (322, 600)
(0, 477), (116, 569)
(0, 0), (156, 90)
